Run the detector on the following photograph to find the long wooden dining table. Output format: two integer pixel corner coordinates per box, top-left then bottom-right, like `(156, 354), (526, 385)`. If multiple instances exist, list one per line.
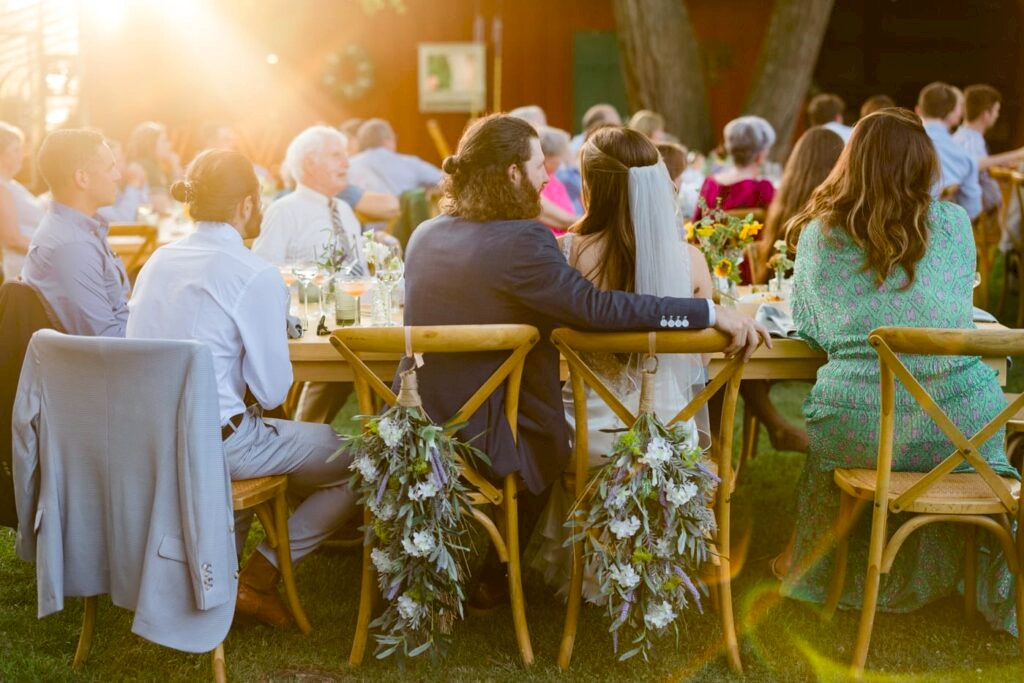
(288, 323), (1009, 384)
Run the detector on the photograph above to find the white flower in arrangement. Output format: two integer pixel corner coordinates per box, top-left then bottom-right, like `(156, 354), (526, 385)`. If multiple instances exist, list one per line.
(640, 436), (673, 469)
(351, 454), (379, 483)
(409, 480), (439, 501)
(401, 530), (437, 557)
(643, 600), (677, 630)
(609, 562), (641, 590)
(396, 594), (426, 628)
(371, 548), (401, 574)
(666, 480), (699, 507)
(653, 536), (673, 558)
(609, 515), (641, 539)
(377, 417), (403, 448)
(362, 230), (392, 267)
(369, 498), (397, 521)
(609, 487), (630, 510)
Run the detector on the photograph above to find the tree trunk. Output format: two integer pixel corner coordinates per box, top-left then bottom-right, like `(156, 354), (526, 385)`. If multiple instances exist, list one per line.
(743, 0), (836, 161)
(612, 0), (712, 151)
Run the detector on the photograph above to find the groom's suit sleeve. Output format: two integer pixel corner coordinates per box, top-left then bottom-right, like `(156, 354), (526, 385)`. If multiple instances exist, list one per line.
(501, 222), (710, 330)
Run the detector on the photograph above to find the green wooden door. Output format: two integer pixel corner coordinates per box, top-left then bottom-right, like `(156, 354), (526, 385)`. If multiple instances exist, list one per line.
(571, 32), (629, 134)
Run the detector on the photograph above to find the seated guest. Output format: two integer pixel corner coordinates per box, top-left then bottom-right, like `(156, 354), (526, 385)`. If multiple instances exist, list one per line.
(339, 118), (363, 156)
(97, 138), (147, 224)
(127, 149), (356, 630)
(859, 94), (895, 119)
(254, 125), (365, 425)
(657, 140), (701, 220)
(348, 118), (442, 196)
(569, 103), (622, 157)
(402, 113), (768, 607)
(508, 104), (547, 129)
(750, 127), (843, 284)
(807, 93), (853, 143)
(0, 122), (45, 280)
(127, 121), (181, 214)
(537, 126), (578, 235)
(916, 81), (982, 219)
(627, 109), (666, 142)
(781, 108), (1018, 634)
(954, 84), (1024, 215)
(22, 129), (127, 336)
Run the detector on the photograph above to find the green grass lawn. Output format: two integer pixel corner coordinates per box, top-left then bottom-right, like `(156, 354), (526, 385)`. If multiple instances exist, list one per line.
(3, 262), (1024, 681)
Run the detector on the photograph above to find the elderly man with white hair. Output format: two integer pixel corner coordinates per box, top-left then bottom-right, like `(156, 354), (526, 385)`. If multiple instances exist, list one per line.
(253, 126), (366, 424)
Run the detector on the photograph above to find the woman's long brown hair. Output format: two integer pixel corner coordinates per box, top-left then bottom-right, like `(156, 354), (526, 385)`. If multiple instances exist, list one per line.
(786, 108), (938, 289)
(574, 126), (660, 292)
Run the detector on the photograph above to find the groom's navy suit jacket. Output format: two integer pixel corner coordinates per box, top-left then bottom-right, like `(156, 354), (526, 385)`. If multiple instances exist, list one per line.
(400, 215), (710, 493)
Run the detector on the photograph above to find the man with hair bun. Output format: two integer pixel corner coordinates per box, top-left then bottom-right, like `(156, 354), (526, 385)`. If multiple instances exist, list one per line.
(402, 113), (770, 608)
(22, 129), (127, 337)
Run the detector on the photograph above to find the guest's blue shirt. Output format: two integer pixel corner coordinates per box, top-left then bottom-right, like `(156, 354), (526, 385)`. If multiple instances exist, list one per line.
(555, 165), (583, 214)
(97, 185), (148, 224)
(22, 201), (130, 337)
(348, 147), (442, 195)
(924, 121), (982, 219)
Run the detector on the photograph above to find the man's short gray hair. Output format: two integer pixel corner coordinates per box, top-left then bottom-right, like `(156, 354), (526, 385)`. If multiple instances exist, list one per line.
(724, 116), (775, 167)
(538, 126), (570, 158)
(509, 105), (547, 129)
(355, 118), (395, 152)
(283, 125), (347, 184)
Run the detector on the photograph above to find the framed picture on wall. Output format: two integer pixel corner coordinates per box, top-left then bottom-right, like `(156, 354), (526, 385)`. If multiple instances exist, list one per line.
(418, 42), (486, 113)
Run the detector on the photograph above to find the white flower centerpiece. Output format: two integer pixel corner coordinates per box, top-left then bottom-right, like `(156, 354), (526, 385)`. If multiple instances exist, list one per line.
(570, 366), (719, 661)
(336, 368), (488, 659)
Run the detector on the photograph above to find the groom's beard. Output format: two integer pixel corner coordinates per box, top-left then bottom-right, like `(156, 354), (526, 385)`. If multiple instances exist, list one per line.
(513, 174), (542, 221)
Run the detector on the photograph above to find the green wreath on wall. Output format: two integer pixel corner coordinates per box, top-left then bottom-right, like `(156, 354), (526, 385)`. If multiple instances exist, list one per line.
(322, 44), (375, 101)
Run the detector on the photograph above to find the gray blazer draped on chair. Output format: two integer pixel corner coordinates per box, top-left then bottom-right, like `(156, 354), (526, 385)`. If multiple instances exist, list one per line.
(13, 331), (237, 653)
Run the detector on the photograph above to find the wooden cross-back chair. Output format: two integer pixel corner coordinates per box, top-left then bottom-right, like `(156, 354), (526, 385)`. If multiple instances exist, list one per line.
(992, 169), (1024, 324)
(822, 327), (1024, 677)
(107, 223), (158, 282)
(550, 328), (751, 673)
(329, 324), (540, 667)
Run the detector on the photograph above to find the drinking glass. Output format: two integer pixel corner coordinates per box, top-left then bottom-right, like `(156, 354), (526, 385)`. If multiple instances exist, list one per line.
(291, 260), (319, 331)
(278, 264), (299, 316)
(374, 248), (404, 327)
(335, 273), (374, 326)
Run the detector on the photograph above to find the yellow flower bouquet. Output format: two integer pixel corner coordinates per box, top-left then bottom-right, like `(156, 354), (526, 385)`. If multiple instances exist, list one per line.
(685, 200), (762, 285)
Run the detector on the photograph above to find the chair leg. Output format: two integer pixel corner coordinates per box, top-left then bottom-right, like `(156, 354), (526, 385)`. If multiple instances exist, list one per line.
(503, 475), (534, 667)
(717, 546), (742, 674)
(557, 501), (585, 670)
(738, 409), (759, 478)
(72, 595), (98, 671)
(1014, 567), (1024, 660)
(211, 643), (226, 683)
(348, 507), (376, 667)
(850, 511), (888, 677)
(824, 493), (855, 620)
(254, 502), (278, 550)
(272, 489), (312, 634)
(963, 525), (977, 622)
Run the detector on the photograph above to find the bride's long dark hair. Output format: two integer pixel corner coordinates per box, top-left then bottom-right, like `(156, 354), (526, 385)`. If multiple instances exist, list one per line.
(574, 126), (660, 292)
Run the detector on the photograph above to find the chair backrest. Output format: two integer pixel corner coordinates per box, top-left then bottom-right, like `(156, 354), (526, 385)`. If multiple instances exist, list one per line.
(108, 223), (159, 276)
(869, 326), (1024, 515)
(330, 324), (539, 501)
(550, 328), (749, 483)
(988, 167), (1024, 225)
(425, 118), (452, 160)
(724, 207), (766, 222)
(938, 184), (960, 202)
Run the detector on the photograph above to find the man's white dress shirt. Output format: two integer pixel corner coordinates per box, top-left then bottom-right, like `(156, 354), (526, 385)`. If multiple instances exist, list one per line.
(822, 121), (854, 144)
(252, 183), (365, 268)
(127, 221), (292, 423)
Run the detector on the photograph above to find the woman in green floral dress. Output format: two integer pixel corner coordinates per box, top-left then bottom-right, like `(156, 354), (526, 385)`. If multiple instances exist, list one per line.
(781, 107), (1019, 635)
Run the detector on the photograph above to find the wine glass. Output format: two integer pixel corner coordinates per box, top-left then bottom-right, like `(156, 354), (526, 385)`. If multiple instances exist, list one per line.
(335, 272), (374, 326)
(374, 248), (404, 327)
(291, 260), (319, 331)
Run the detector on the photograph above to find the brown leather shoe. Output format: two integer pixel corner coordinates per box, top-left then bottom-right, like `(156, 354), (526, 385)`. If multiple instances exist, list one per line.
(235, 552), (294, 630)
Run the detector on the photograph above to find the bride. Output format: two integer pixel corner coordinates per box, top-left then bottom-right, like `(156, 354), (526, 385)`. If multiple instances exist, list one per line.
(531, 125), (713, 597)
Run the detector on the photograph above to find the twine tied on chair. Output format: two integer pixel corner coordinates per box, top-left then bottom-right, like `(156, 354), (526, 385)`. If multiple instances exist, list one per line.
(397, 325), (425, 408)
(638, 331), (659, 415)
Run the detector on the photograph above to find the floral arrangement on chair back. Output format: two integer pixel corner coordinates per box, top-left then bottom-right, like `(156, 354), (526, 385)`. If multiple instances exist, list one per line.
(571, 364), (718, 661)
(338, 368), (489, 659)
(685, 199), (762, 287)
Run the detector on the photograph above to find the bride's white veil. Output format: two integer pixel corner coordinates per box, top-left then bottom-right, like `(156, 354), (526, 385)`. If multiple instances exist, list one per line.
(628, 160), (711, 446)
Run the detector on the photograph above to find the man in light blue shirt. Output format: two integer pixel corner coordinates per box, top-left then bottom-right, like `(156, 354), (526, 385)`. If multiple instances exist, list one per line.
(348, 118), (442, 195)
(22, 129), (129, 337)
(808, 93), (853, 143)
(917, 81), (981, 219)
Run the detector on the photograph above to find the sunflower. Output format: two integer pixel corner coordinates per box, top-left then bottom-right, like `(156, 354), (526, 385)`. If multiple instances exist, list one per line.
(714, 259), (733, 278)
(740, 221), (763, 241)
(696, 226), (715, 238)
(684, 222), (695, 240)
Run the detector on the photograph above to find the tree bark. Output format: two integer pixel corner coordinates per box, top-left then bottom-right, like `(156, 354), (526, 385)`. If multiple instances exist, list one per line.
(612, 0), (712, 151)
(743, 0), (836, 161)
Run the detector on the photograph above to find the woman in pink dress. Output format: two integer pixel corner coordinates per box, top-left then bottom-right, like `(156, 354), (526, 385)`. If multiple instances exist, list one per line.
(538, 126), (578, 236)
(693, 115), (776, 225)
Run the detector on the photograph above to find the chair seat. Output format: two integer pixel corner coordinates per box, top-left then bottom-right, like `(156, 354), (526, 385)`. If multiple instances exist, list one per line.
(834, 468), (1021, 514)
(231, 475), (287, 511)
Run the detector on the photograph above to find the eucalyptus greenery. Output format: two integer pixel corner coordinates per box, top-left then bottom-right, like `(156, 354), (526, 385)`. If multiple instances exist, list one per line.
(570, 410), (719, 661)
(340, 391), (488, 659)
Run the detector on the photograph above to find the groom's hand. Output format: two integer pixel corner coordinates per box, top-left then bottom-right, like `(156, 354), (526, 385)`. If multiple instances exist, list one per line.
(713, 305), (772, 361)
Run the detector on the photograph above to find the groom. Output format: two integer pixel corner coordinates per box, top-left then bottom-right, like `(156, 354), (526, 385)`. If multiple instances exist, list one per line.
(400, 114), (769, 604)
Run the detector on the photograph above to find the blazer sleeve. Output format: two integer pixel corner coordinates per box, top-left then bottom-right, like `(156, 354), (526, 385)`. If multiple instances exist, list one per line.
(501, 222), (710, 330)
(176, 347), (236, 611)
(12, 344), (41, 562)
